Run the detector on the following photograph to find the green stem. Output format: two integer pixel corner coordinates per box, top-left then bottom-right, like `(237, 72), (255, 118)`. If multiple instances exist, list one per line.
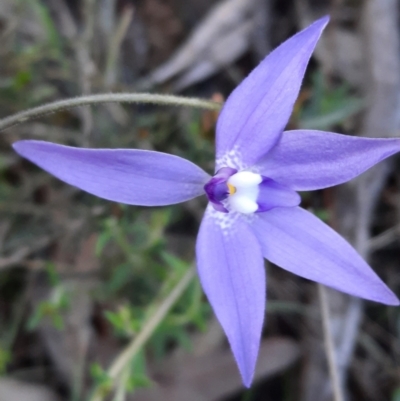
(90, 266), (196, 401)
(0, 93), (222, 132)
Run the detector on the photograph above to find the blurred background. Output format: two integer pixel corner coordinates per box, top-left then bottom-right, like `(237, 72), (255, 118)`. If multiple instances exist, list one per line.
(0, 0), (400, 400)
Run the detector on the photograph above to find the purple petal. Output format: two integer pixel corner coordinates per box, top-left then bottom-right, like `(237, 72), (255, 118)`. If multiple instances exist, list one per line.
(216, 16), (329, 169)
(257, 178), (301, 212)
(250, 207), (399, 305)
(258, 130), (400, 190)
(13, 140), (209, 206)
(196, 206), (266, 386)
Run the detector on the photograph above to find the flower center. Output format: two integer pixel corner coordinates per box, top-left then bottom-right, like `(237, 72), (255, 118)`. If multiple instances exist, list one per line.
(204, 168), (262, 214)
(227, 171), (262, 214)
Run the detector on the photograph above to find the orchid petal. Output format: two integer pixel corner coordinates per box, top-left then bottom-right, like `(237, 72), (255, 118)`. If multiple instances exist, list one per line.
(196, 206), (266, 386)
(251, 207), (399, 305)
(13, 140), (209, 206)
(215, 16), (329, 169)
(258, 130), (400, 190)
(256, 178), (301, 212)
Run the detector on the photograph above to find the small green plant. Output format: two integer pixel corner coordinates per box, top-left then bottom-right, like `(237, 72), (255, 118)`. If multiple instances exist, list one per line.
(26, 264), (70, 330)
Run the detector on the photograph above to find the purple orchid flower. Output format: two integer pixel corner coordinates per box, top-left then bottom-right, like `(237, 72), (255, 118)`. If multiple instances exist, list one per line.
(12, 16), (400, 387)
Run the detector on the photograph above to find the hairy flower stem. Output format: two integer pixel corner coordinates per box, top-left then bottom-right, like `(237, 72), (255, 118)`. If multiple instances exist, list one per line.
(318, 284), (344, 401)
(0, 93), (222, 132)
(90, 266), (196, 401)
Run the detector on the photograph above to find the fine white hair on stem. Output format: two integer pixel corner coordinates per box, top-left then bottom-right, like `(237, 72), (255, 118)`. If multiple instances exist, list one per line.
(0, 93), (222, 132)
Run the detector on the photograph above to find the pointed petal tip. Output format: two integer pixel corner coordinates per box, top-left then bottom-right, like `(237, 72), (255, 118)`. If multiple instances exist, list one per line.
(12, 139), (26, 152)
(388, 298), (400, 306)
(13, 139), (39, 157)
(315, 15), (330, 27)
(242, 375), (253, 388)
(238, 358), (255, 388)
(379, 290), (400, 306)
(300, 15), (329, 41)
(344, 282), (399, 306)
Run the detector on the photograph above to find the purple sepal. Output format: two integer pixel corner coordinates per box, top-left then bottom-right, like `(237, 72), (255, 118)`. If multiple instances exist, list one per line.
(196, 206), (266, 387)
(216, 16), (329, 168)
(13, 140), (210, 206)
(256, 178), (301, 212)
(250, 207), (399, 305)
(257, 130), (400, 191)
(204, 167), (237, 213)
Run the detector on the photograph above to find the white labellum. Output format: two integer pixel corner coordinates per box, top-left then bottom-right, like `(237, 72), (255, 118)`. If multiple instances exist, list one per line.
(227, 171), (262, 214)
